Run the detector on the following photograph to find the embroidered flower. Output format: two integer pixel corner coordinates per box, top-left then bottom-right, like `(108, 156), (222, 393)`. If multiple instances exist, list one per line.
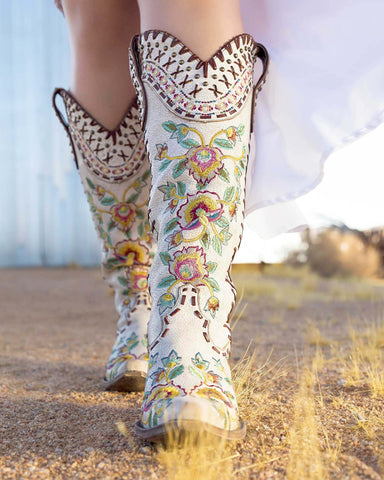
(170, 124), (189, 143)
(158, 292), (176, 314)
(205, 296), (220, 316)
(225, 127), (239, 144)
(169, 246), (208, 285)
(110, 203), (135, 232)
(95, 185), (105, 199)
(114, 240), (151, 267)
(191, 352), (210, 371)
(229, 202), (237, 218)
(186, 146), (223, 185)
(177, 192), (224, 230)
(127, 266), (149, 291)
(156, 143), (168, 161)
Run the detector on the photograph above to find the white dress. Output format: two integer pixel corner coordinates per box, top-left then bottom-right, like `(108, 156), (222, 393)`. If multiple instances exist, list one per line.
(241, 0), (384, 238)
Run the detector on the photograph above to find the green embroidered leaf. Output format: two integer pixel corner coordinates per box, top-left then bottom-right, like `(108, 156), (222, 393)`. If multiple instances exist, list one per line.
(162, 121), (177, 133)
(212, 235), (222, 255)
(237, 124), (245, 136)
(176, 181), (186, 197)
(107, 220), (116, 232)
(206, 277), (220, 292)
(126, 192), (140, 203)
(188, 365), (205, 381)
(86, 178), (95, 190)
(118, 276), (128, 287)
(100, 196), (115, 206)
(180, 138), (200, 149)
(136, 209), (145, 219)
(206, 261), (218, 273)
(142, 169), (151, 181)
(159, 159), (172, 171)
(158, 276), (176, 288)
(137, 222), (144, 238)
(122, 289), (129, 296)
(223, 186), (235, 202)
(159, 252), (172, 265)
(218, 168), (230, 183)
(158, 182), (175, 199)
(214, 138), (233, 149)
(164, 218), (178, 234)
(90, 205), (96, 213)
(221, 228), (232, 244)
(216, 217), (229, 229)
(173, 160), (186, 179)
(105, 258), (120, 268)
(201, 231), (210, 249)
(169, 365), (184, 379)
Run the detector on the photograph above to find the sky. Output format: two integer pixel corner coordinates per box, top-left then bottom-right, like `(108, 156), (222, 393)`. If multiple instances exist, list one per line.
(235, 123), (384, 263)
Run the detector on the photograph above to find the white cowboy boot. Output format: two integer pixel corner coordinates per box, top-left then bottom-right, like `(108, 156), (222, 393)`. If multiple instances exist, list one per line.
(129, 30), (268, 440)
(53, 88), (156, 391)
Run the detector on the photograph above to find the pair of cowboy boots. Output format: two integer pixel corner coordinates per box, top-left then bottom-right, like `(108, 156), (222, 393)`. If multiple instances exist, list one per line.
(54, 30), (268, 441)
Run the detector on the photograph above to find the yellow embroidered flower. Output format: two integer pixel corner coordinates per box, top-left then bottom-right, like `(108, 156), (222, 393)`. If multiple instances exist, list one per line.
(114, 240), (150, 266)
(177, 192), (224, 229)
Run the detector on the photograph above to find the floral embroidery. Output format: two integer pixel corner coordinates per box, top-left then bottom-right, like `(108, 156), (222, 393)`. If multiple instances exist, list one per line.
(142, 350), (238, 429)
(142, 350), (186, 427)
(157, 246), (219, 315)
(85, 171), (151, 245)
(112, 240), (151, 267)
(105, 330), (148, 381)
(157, 121), (245, 190)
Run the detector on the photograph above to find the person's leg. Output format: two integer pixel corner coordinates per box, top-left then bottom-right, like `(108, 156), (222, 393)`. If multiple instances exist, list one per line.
(61, 0), (140, 129)
(138, 0), (244, 60)
(130, 1), (268, 440)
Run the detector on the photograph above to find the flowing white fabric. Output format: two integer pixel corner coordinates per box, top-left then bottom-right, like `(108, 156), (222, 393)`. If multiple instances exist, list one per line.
(241, 0), (384, 238)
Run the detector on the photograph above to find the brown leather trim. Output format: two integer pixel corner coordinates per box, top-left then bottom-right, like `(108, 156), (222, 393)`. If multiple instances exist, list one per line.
(52, 88), (79, 169)
(129, 35), (148, 131)
(250, 43), (269, 133)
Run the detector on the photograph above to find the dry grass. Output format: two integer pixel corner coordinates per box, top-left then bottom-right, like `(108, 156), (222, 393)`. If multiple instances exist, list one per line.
(2, 267), (384, 480)
(286, 360), (327, 480)
(331, 314), (384, 397)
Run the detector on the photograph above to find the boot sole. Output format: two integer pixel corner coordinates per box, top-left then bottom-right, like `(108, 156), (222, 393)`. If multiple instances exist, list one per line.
(134, 418), (246, 443)
(103, 371), (146, 392)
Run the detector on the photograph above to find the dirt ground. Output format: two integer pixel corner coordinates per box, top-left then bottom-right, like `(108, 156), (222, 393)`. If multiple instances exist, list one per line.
(1, 266), (384, 480)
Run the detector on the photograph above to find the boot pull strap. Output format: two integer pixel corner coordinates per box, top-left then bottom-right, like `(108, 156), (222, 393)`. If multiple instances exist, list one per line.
(251, 43), (270, 133)
(52, 88), (79, 169)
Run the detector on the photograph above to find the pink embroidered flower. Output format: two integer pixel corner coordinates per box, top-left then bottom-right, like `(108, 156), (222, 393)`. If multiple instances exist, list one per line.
(186, 146), (224, 185)
(111, 203), (135, 232)
(169, 246), (208, 285)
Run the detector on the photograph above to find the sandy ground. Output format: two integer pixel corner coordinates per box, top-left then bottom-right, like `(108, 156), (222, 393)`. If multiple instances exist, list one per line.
(1, 266), (384, 479)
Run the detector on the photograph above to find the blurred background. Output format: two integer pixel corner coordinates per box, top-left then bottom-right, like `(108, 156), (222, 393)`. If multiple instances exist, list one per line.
(2, 0), (384, 278)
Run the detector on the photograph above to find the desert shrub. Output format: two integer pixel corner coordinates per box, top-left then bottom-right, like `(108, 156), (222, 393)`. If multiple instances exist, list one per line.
(305, 227), (381, 278)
